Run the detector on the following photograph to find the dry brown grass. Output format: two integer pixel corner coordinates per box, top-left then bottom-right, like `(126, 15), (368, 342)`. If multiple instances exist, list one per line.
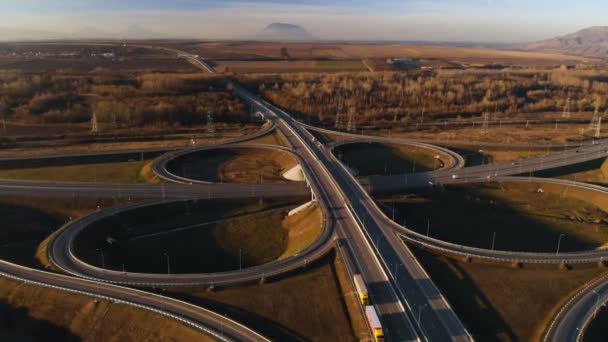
(0, 126), (260, 158)
(279, 203), (322, 259)
(0, 277), (212, 341)
(412, 247), (608, 341)
(220, 148), (298, 183)
(383, 122), (596, 145)
(237, 129), (289, 147)
(168, 42), (600, 67)
(139, 161), (163, 184)
(170, 252), (360, 341)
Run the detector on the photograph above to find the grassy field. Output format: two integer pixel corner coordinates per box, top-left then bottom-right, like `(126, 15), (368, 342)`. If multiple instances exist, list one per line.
(0, 124), (260, 158)
(280, 203), (323, 259)
(238, 129), (289, 147)
(0, 277), (212, 341)
(0, 196), (124, 268)
(73, 197), (324, 273)
(411, 246), (607, 341)
(380, 182), (608, 253)
(333, 142), (442, 177)
(167, 147), (298, 183)
(0, 160), (152, 183)
(170, 252), (365, 341)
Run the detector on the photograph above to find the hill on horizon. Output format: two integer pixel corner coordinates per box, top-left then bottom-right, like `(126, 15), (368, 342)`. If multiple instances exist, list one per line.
(254, 23), (317, 41)
(519, 26), (608, 57)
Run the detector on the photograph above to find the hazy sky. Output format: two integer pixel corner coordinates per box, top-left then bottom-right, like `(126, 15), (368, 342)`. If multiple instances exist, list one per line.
(1, 0), (607, 42)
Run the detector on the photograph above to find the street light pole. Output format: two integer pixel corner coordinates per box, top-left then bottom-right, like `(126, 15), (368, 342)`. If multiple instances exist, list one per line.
(556, 234), (565, 255)
(417, 304), (428, 326)
(491, 231), (496, 250)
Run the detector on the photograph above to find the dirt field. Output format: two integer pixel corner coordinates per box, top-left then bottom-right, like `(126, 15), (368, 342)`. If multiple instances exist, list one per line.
(0, 277), (212, 341)
(0, 56), (199, 73)
(166, 147), (298, 183)
(215, 59), (367, 73)
(381, 181), (608, 252)
(360, 122), (598, 146)
(169, 252), (364, 341)
(164, 41), (598, 67)
(412, 246), (607, 341)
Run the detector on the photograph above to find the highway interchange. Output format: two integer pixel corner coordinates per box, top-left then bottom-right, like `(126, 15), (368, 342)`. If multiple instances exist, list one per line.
(1, 52), (608, 341)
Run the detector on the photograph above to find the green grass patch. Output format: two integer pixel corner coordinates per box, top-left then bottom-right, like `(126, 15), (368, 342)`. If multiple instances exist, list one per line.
(382, 182), (608, 252)
(0, 160), (152, 183)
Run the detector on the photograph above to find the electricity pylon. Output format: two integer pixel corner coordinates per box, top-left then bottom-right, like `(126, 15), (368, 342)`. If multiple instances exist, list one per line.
(562, 97), (571, 118)
(335, 103), (344, 130)
(481, 112), (490, 134)
(91, 112), (98, 133)
(206, 110), (215, 134)
(346, 108), (356, 133)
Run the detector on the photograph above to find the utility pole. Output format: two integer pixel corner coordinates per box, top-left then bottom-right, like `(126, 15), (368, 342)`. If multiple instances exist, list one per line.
(562, 96), (571, 118)
(335, 103), (344, 130)
(481, 112), (490, 134)
(91, 112), (98, 133)
(206, 110), (215, 134)
(556, 234), (565, 255)
(590, 99), (600, 130)
(346, 108), (356, 133)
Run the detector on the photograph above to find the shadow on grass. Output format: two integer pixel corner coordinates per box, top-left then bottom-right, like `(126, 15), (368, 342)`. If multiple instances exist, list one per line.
(333, 142), (435, 177)
(0, 151), (164, 170)
(167, 149), (240, 183)
(74, 198), (303, 274)
(0, 301), (80, 341)
(381, 183), (605, 253)
(411, 246), (518, 341)
(582, 305), (608, 342)
(163, 252), (343, 342)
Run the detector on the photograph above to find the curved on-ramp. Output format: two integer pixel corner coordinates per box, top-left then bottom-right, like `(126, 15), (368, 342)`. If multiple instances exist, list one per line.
(48, 197), (334, 287)
(152, 143), (302, 185)
(0, 259), (268, 341)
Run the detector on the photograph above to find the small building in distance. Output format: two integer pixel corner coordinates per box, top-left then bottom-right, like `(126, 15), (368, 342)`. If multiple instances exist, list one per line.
(92, 52), (115, 59)
(386, 58), (419, 70)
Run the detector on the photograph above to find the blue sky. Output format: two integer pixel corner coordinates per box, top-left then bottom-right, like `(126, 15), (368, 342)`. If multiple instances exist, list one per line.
(1, 0), (607, 42)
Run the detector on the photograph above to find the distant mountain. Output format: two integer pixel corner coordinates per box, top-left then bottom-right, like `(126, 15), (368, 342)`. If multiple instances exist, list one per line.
(520, 26), (608, 57)
(255, 23), (317, 41)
